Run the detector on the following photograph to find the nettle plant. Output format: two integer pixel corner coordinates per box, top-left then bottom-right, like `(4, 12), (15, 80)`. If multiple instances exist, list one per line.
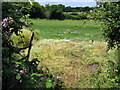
(2, 2), (64, 89)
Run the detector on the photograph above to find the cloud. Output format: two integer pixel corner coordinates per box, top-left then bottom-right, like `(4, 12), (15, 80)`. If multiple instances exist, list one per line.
(35, 0), (95, 2)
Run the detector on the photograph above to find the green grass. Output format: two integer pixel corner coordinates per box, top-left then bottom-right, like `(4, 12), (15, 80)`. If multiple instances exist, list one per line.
(27, 19), (102, 41)
(22, 19), (117, 88)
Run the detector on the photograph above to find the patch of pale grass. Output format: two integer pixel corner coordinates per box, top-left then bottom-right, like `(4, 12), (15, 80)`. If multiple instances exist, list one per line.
(29, 39), (116, 88)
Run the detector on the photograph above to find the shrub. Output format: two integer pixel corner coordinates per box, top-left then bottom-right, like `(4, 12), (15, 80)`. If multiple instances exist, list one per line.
(49, 9), (65, 20)
(89, 2), (120, 88)
(10, 28), (32, 48)
(2, 2), (64, 89)
(89, 2), (120, 49)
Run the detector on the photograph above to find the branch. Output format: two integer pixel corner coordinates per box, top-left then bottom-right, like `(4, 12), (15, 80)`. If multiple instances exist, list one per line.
(26, 32), (34, 61)
(13, 44), (32, 54)
(17, 33), (34, 62)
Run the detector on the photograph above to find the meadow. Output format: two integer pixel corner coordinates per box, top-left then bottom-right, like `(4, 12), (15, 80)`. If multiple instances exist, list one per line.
(25, 19), (117, 88)
(27, 19), (103, 41)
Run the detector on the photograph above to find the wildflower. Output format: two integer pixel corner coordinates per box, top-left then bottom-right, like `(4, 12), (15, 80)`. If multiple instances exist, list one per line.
(1, 18), (8, 28)
(18, 69), (26, 75)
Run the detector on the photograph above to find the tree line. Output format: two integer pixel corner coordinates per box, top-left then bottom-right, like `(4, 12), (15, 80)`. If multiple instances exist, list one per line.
(14, 2), (95, 20)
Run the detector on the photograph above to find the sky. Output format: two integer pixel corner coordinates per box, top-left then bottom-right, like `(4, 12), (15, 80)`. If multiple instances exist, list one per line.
(34, 0), (97, 7)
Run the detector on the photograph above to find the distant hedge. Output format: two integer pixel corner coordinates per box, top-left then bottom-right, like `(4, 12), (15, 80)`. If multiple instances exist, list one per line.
(64, 12), (88, 20)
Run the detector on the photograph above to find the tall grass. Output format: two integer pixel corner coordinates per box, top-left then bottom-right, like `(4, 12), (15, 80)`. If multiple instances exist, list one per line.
(29, 39), (117, 88)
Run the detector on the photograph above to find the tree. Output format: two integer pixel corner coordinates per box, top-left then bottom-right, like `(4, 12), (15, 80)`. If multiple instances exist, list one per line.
(63, 6), (72, 12)
(29, 2), (46, 18)
(49, 5), (65, 20)
(14, 2), (46, 19)
(14, 2), (31, 15)
(90, 2), (120, 49)
(58, 4), (65, 11)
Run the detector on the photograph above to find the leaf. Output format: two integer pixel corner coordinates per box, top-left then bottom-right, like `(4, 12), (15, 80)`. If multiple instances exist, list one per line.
(47, 73), (53, 77)
(16, 75), (21, 80)
(31, 73), (43, 76)
(111, 79), (115, 82)
(45, 80), (53, 88)
(15, 62), (22, 64)
(46, 82), (53, 88)
(47, 80), (52, 83)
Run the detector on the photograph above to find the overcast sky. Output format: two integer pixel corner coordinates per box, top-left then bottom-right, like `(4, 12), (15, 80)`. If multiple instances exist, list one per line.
(34, 0), (96, 7)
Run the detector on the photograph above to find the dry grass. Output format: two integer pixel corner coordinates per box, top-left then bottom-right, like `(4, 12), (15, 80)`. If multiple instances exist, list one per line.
(29, 39), (116, 88)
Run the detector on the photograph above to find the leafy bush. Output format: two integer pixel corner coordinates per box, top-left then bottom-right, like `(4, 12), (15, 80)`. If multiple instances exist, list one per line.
(10, 28), (32, 48)
(89, 2), (120, 49)
(10, 28), (40, 48)
(2, 2), (64, 89)
(89, 2), (120, 88)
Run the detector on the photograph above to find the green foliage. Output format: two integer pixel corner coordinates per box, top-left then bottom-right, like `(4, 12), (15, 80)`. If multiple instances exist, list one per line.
(15, 2), (46, 19)
(46, 80), (54, 88)
(14, 2), (93, 20)
(89, 1), (120, 88)
(10, 28), (32, 48)
(14, 2), (32, 15)
(90, 2), (120, 49)
(2, 2), (64, 89)
(29, 2), (46, 19)
(16, 74), (21, 80)
(2, 2), (24, 58)
(49, 5), (65, 20)
(64, 12), (88, 20)
(33, 29), (40, 40)
(63, 6), (93, 12)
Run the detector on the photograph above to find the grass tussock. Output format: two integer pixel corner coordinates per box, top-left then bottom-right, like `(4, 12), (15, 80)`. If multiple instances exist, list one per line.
(29, 39), (117, 88)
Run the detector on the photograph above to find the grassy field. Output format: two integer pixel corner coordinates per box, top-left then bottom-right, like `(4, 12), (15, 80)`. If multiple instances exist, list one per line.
(21, 19), (117, 88)
(27, 19), (103, 41)
(29, 39), (117, 88)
